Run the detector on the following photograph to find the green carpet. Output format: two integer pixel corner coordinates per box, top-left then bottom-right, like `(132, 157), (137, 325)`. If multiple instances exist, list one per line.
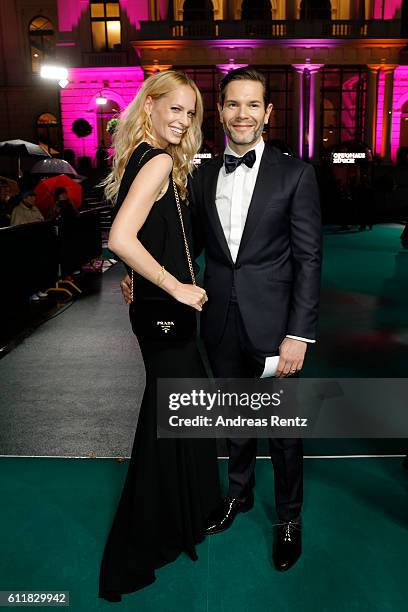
(302, 224), (408, 456)
(1, 458), (407, 611)
(1, 225), (408, 610)
(306, 224), (408, 378)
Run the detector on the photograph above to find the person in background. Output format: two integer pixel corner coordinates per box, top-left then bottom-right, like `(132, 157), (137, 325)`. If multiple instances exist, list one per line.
(47, 187), (81, 281)
(10, 190), (44, 226)
(46, 186), (79, 222)
(8, 189), (48, 301)
(0, 179), (12, 227)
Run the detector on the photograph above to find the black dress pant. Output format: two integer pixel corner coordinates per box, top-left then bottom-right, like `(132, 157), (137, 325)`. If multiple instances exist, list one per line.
(205, 300), (303, 522)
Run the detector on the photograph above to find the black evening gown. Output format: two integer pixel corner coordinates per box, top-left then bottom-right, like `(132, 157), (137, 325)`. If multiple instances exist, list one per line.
(99, 142), (220, 602)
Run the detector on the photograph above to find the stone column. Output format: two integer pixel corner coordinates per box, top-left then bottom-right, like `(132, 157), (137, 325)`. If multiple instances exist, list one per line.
(286, 0), (296, 19)
(308, 65), (323, 162)
(157, 0), (170, 20)
(350, 0), (365, 19)
(292, 65), (305, 159)
(365, 65), (379, 152)
(216, 62), (248, 76)
(381, 66), (396, 162)
(148, 0), (157, 20)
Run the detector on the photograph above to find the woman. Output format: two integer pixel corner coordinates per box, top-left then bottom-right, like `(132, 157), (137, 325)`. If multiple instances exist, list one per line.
(98, 70), (220, 602)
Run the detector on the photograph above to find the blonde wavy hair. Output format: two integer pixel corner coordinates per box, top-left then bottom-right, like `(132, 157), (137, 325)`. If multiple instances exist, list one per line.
(102, 70), (203, 203)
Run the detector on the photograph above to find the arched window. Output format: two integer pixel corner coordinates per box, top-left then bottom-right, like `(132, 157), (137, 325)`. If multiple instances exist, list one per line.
(96, 98), (120, 148)
(29, 16), (55, 73)
(36, 113), (61, 153)
(90, 1), (121, 52)
(241, 0), (272, 20)
(300, 0), (332, 20)
(183, 0), (214, 21)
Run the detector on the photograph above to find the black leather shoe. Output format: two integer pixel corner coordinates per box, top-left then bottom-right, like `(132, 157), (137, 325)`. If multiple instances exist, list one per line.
(273, 519), (302, 571)
(205, 493), (254, 535)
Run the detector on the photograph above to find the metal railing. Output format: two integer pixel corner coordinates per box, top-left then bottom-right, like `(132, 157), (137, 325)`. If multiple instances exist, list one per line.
(136, 19), (402, 40)
(82, 51), (128, 67)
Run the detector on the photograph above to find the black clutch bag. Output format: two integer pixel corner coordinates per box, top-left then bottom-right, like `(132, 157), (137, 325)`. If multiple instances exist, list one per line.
(129, 177), (198, 341)
(129, 298), (197, 340)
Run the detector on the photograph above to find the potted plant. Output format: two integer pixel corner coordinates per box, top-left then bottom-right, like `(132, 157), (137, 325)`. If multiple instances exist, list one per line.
(106, 117), (119, 136)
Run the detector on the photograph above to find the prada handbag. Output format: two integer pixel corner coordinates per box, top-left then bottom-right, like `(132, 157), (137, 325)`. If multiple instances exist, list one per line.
(129, 177), (197, 341)
(129, 298), (197, 340)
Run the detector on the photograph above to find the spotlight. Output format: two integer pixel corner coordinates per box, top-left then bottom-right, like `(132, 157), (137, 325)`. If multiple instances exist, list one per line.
(40, 65), (68, 81)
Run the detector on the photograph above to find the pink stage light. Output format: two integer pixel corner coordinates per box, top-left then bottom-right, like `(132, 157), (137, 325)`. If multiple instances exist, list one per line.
(391, 66), (408, 161)
(216, 63), (248, 73)
(120, 0), (149, 27)
(373, 0), (402, 19)
(158, 0), (170, 20)
(61, 66), (144, 163)
(58, 0), (89, 32)
(58, 1), (150, 31)
(375, 70), (385, 157)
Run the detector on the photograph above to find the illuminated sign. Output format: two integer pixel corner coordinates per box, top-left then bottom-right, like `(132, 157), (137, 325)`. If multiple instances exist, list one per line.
(193, 153), (213, 165)
(332, 153), (366, 164)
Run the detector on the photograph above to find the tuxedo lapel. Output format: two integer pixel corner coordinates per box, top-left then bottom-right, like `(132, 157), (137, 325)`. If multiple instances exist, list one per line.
(236, 144), (280, 260)
(204, 156), (233, 264)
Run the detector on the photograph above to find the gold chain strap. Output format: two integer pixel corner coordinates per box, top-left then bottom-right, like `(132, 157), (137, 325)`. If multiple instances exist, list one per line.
(172, 178), (196, 286)
(130, 150), (196, 302)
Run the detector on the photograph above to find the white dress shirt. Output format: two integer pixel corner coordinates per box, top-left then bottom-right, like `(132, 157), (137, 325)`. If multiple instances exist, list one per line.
(216, 138), (264, 262)
(215, 138), (315, 346)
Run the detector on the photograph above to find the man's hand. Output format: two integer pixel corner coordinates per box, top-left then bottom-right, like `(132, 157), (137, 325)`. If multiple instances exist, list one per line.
(120, 274), (132, 304)
(276, 338), (307, 377)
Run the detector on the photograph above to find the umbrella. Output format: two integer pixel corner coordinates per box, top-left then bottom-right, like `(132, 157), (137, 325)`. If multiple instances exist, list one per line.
(0, 176), (19, 195)
(0, 139), (51, 178)
(30, 158), (80, 178)
(34, 174), (82, 214)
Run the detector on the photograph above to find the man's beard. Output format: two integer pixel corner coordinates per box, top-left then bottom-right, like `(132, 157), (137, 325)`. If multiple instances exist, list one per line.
(224, 122), (264, 147)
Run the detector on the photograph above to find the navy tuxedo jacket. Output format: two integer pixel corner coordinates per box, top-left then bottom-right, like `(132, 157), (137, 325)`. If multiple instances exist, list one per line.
(190, 144), (322, 354)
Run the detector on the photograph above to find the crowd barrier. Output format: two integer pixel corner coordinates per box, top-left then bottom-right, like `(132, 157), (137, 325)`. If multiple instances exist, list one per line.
(0, 205), (110, 317)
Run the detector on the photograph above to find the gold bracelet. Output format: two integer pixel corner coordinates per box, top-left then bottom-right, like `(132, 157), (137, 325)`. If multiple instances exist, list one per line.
(157, 265), (166, 287)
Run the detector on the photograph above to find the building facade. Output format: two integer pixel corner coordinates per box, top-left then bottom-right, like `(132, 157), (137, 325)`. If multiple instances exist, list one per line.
(1, 0), (408, 165)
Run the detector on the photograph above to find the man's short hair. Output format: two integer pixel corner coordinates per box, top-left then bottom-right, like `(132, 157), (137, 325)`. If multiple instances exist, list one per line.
(219, 67), (269, 108)
(18, 189), (35, 202)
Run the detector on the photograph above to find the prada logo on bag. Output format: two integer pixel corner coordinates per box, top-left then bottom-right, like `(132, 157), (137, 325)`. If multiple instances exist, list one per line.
(156, 321), (175, 333)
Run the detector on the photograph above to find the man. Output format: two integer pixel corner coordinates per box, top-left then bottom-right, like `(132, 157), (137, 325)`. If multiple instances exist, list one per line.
(10, 190), (44, 226)
(47, 186), (81, 281)
(121, 67), (322, 571)
(46, 186), (80, 222)
(0, 179), (12, 227)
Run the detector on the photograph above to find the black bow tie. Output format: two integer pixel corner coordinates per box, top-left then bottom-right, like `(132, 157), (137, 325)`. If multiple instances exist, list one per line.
(224, 149), (256, 174)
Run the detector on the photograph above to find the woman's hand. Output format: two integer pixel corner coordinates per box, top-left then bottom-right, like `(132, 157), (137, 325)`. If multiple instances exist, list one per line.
(120, 275), (132, 305)
(120, 274), (208, 311)
(170, 282), (208, 312)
